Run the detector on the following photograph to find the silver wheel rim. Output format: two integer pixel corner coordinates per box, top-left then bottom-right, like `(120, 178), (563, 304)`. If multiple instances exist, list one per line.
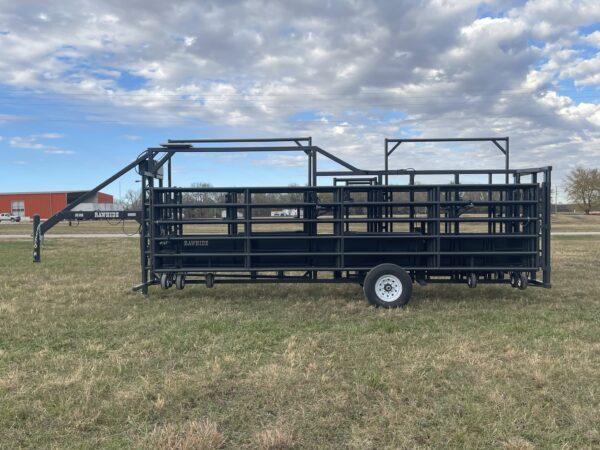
(375, 274), (403, 302)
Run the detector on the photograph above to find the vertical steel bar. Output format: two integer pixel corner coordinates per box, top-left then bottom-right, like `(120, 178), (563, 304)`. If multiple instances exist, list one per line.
(311, 137), (317, 187)
(410, 173), (415, 233)
(505, 138), (510, 184)
(139, 166), (148, 295)
(488, 174), (493, 234)
(436, 186), (441, 268)
(307, 150), (312, 186)
(32, 214), (41, 262)
(384, 139), (389, 186)
(168, 157), (172, 188)
(543, 168), (552, 286)
(245, 188), (250, 270)
(340, 186), (345, 270)
(454, 173), (460, 234)
(148, 173), (155, 281)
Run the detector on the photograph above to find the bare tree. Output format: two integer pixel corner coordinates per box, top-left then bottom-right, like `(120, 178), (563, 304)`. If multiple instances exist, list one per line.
(122, 189), (142, 210)
(183, 182), (224, 217)
(565, 167), (600, 215)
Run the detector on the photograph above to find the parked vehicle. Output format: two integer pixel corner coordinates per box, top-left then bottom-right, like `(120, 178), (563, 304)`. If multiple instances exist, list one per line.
(0, 212), (21, 222)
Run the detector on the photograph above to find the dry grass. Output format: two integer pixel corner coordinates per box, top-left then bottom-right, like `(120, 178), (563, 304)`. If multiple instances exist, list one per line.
(1, 236), (600, 448)
(502, 437), (535, 450)
(251, 426), (295, 450)
(551, 213), (600, 232)
(150, 419), (226, 450)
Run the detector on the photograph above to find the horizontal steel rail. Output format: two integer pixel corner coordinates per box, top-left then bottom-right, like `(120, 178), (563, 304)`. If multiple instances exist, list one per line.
(153, 251), (538, 257)
(152, 200), (538, 209)
(153, 217), (538, 224)
(151, 234), (540, 240)
(153, 266), (541, 273)
(152, 183), (540, 192)
(167, 137), (311, 144)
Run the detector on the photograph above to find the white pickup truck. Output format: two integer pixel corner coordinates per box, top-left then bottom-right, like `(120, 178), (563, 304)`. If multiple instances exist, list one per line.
(0, 212), (21, 222)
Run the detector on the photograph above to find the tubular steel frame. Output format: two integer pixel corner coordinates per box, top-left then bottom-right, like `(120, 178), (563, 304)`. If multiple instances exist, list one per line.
(33, 137), (551, 297)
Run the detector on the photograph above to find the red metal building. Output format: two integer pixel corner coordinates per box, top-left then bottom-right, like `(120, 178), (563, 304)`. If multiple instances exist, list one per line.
(0, 191), (113, 219)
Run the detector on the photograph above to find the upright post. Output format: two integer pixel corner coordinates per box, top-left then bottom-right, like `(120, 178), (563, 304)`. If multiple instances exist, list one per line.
(454, 173), (460, 234)
(307, 150), (312, 186)
(384, 139), (389, 186)
(139, 162), (149, 295)
(543, 168), (552, 287)
(310, 137), (317, 187)
(505, 138), (510, 184)
(168, 157), (172, 188)
(409, 173), (415, 233)
(32, 214), (41, 262)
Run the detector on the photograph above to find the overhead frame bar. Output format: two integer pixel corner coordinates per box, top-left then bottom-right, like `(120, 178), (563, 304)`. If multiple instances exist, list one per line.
(384, 137), (509, 184)
(155, 137), (368, 188)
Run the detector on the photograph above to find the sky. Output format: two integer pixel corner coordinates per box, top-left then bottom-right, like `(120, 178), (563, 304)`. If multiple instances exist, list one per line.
(0, 0), (599, 202)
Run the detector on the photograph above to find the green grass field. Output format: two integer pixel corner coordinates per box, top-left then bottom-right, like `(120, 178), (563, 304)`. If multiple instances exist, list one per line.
(1, 235), (599, 449)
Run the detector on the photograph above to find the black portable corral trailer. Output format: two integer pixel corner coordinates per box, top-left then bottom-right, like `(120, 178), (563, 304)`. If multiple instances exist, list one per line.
(33, 137), (551, 307)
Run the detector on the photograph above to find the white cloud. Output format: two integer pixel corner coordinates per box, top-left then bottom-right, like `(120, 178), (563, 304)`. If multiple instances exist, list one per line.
(0, 0), (598, 182)
(253, 154), (306, 168)
(561, 54), (600, 86)
(36, 133), (64, 139)
(8, 134), (73, 154)
(10, 136), (46, 149)
(585, 30), (600, 48)
(0, 114), (24, 124)
(44, 149), (75, 155)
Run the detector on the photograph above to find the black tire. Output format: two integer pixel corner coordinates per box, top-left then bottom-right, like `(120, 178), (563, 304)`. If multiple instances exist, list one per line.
(510, 272), (518, 288)
(517, 273), (528, 290)
(205, 273), (214, 288)
(467, 273), (478, 289)
(363, 264), (412, 308)
(160, 273), (172, 290)
(175, 274), (186, 290)
(10, 218), (15, 222)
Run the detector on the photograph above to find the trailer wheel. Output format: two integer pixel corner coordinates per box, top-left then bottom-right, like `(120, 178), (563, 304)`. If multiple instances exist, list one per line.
(467, 273), (478, 288)
(160, 273), (172, 290)
(510, 272), (518, 288)
(363, 264), (412, 308)
(205, 273), (214, 288)
(175, 274), (186, 290)
(516, 273), (528, 290)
